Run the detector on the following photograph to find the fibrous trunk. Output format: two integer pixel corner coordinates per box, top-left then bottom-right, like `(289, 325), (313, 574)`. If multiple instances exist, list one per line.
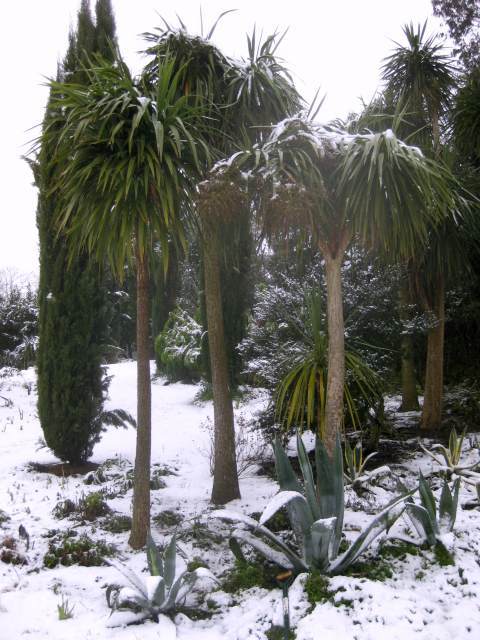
(203, 220), (241, 504)
(421, 274), (445, 431)
(399, 280), (419, 411)
(129, 243), (152, 548)
(324, 252), (345, 458)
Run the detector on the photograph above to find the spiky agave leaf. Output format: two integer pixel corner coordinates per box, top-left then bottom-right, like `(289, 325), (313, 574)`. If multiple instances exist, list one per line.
(213, 509), (307, 572)
(296, 433), (321, 521)
(310, 517), (337, 571)
(418, 473), (438, 530)
(406, 503), (438, 546)
(232, 528), (300, 570)
(330, 493), (407, 575)
(315, 433), (344, 558)
(439, 478), (461, 532)
(146, 531), (164, 577)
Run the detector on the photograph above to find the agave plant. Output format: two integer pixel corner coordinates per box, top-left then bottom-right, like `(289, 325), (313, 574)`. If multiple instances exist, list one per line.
(400, 473), (460, 547)
(421, 428), (480, 480)
(344, 440), (378, 485)
(214, 434), (407, 575)
(106, 533), (213, 622)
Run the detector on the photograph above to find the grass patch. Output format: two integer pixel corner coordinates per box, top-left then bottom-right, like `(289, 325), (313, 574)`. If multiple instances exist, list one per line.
(222, 559), (278, 593)
(379, 540), (420, 561)
(187, 556), (209, 572)
(304, 572), (332, 606)
(434, 542), (455, 566)
(266, 626), (296, 640)
(304, 572), (355, 610)
(345, 558), (393, 582)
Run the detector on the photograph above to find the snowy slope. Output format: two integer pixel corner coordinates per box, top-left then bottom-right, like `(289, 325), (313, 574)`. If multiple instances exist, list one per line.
(0, 362), (479, 639)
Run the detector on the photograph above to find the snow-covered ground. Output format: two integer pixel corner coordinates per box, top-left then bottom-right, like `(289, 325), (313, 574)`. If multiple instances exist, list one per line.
(1, 362), (480, 639)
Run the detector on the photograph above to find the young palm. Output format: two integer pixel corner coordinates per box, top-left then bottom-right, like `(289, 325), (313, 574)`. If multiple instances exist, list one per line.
(247, 115), (457, 455)
(382, 22), (458, 430)
(42, 52), (207, 547)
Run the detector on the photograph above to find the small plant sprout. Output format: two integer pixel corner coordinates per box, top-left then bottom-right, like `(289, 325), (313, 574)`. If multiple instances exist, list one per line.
(57, 595), (74, 620)
(343, 440), (377, 485)
(214, 433), (409, 576)
(106, 532), (216, 623)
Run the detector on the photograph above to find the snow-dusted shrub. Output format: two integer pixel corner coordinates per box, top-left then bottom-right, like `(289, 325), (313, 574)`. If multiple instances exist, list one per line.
(155, 308), (203, 382)
(0, 276), (38, 370)
(239, 272), (383, 436)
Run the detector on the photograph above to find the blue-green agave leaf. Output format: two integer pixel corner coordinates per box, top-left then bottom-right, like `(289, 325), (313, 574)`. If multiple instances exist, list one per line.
(330, 493), (406, 575)
(297, 432), (321, 521)
(310, 517), (337, 572)
(163, 534), (177, 590)
(418, 473), (437, 525)
(407, 503), (438, 546)
(146, 531), (164, 577)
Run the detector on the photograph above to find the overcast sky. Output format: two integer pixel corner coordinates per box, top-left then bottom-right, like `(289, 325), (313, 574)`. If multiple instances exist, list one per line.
(0, 0), (443, 280)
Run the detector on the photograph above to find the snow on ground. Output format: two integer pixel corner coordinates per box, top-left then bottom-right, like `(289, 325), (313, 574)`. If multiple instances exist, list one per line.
(1, 362), (480, 639)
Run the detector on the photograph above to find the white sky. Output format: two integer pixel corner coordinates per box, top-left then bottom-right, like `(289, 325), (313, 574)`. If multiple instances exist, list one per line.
(0, 0), (443, 280)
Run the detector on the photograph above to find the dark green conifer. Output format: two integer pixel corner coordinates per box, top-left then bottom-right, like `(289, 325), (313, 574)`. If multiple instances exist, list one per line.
(35, 0), (118, 464)
(94, 0), (117, 60)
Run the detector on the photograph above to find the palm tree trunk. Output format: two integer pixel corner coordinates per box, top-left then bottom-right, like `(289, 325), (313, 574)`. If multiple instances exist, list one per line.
(129, 244), (152, 549)
(421, 274), (445, 431)
(399, 281), (419, 411)
(324, 251), (345, 458)
(203, 221), (241, 504)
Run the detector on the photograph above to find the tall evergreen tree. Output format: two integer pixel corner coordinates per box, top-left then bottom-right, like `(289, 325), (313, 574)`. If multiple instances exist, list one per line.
(94, 0), (117, 60)
(35, 0), (118, 464)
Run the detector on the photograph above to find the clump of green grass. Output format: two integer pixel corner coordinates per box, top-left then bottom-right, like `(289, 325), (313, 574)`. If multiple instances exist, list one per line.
(222, 559), (278, 593)
(434, 542), (454, 566)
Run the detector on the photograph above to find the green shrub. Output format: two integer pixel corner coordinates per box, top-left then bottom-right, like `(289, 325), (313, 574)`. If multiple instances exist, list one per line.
(0, 536), (26, 566)
(102, 515), (132, 533)
(153, 510), (182, 528)
(53, 492), (111, 522)
(155, 308), (203, 382)
(43, 532), (115, 568)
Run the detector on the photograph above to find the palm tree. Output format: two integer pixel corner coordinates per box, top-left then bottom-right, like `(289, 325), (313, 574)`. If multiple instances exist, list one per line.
(42, 51), (207, 547)
(143, 22), (301, 503)
(246, 115), (457, 456)
(382, 23), (458, 430)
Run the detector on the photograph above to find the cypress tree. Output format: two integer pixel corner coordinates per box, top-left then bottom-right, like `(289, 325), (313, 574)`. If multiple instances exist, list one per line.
(94, 0), (117, 60)
(36, 1), (118, 464)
